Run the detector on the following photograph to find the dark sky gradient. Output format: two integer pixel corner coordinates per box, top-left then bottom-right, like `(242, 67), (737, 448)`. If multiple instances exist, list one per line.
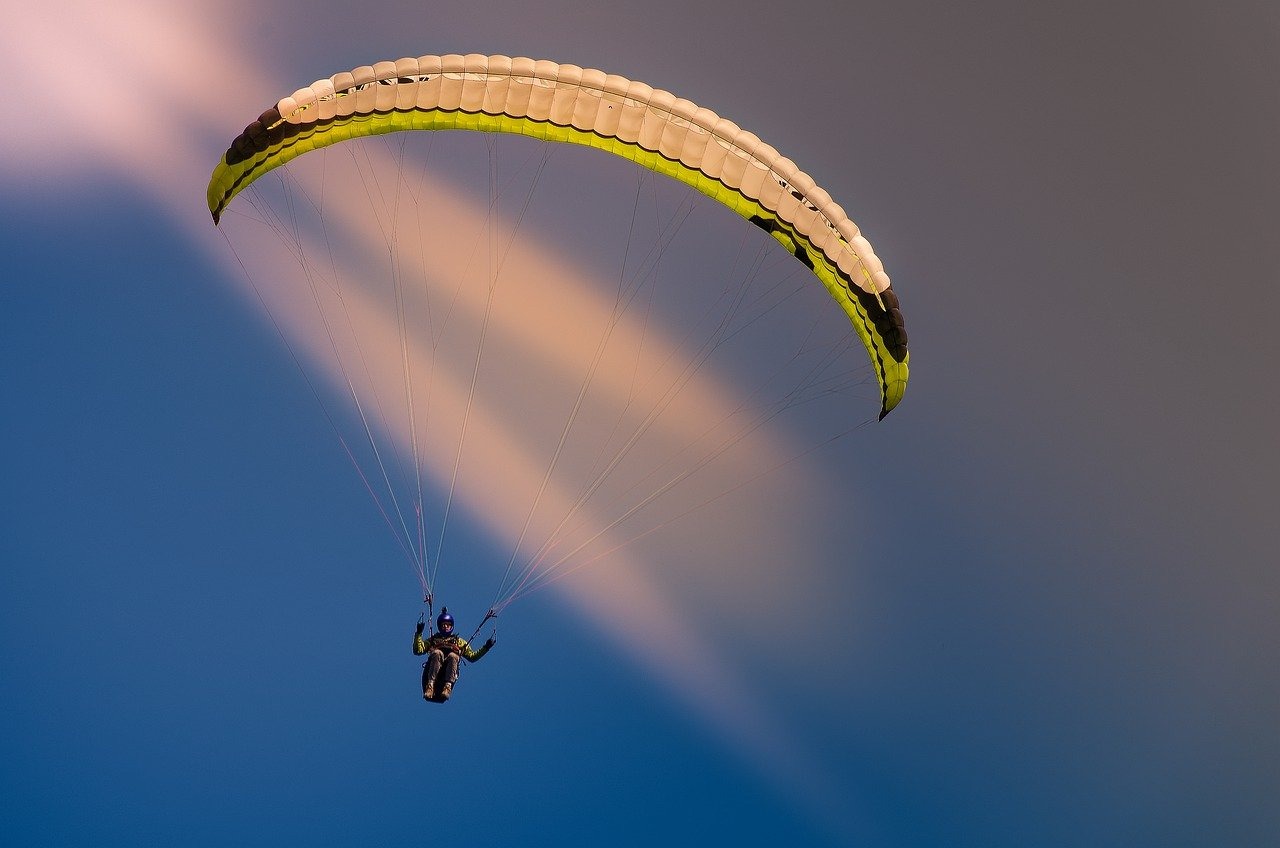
(3, 1), (1277, 846)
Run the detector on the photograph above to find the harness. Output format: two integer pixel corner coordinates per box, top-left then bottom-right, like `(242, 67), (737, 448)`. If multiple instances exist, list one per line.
(426, 635), (462, 656)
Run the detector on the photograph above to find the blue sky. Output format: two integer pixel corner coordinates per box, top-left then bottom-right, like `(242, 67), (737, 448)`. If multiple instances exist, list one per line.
(3, 1), (1277, 846)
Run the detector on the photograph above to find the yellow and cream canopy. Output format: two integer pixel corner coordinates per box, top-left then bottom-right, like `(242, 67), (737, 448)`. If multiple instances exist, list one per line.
(208, 54), (909, 417)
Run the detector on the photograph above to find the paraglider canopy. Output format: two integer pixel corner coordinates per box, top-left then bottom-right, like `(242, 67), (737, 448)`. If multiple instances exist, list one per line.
(207, 52), (913, 620)
(208, 53), (908, 418)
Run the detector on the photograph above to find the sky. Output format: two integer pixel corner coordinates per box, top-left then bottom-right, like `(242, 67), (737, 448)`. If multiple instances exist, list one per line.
(2, 1), (1278, 846)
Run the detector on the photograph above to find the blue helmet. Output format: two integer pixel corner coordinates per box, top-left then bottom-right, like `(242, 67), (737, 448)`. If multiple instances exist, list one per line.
(436, 608), (455, 632)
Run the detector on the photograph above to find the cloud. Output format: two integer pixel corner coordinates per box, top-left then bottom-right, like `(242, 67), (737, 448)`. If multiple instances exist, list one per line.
(0, 1), (262, 182)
